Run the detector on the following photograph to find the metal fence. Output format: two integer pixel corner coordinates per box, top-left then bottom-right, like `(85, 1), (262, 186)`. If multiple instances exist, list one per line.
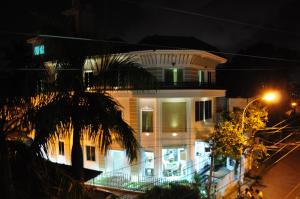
(88, 165), (210, 192)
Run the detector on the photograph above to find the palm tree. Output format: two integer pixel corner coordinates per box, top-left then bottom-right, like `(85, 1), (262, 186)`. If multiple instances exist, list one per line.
(30, 53), (156, 182)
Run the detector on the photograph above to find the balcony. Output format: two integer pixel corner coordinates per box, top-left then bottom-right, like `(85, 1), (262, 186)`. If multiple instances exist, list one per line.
(89, 81), (223, 91)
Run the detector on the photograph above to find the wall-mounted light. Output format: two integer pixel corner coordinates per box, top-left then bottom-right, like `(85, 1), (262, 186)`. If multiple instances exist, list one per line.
(172, 133), (178, 137)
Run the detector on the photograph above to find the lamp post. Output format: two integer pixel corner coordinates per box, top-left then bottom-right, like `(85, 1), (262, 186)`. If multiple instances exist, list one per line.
(238, 91), (279, 197)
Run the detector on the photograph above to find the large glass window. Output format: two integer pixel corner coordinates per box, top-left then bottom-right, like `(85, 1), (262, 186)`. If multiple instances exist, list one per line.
(164, 68), (183, 84)
(162, 102), (186, 132)
(195, 100), (212, 121)
(106, 150), (129, 173)
(142, 110), (153, 133)
(86, 145), (95, 161)
(144, 151), (154, 176)
(58, 141), (64, 156)
(162, 148), (187, 177)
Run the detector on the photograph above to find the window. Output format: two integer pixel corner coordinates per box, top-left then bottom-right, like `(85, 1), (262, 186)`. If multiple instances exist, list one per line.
(142, 110), (153, 132)
(33, 45), (45, 56)
(162, 102), (186, 132)
(144, 151), (154, 176)
(86, 145), (95, 161)
(198, 70), (205, 83)
(195, 100), (212, 121)
(84, 71), (94, 87)
(205, 101), (212, 119)
(207, 71), (212, 83)
(162, 148), (187, 177)
(164, 68), (183, 84)
(195, 101), (204, 121)
(58, 141), (64, 156)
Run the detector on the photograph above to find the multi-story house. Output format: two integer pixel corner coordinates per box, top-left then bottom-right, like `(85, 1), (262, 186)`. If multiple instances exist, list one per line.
(27, 37), (235, 196)
(47, 49), (227, 182)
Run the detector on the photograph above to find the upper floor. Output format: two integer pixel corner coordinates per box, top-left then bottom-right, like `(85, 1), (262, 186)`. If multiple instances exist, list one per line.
(83, 50), (227, 89)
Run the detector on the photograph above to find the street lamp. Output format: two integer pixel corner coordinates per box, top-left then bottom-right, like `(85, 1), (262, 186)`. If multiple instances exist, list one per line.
(238, 91), (280, 197)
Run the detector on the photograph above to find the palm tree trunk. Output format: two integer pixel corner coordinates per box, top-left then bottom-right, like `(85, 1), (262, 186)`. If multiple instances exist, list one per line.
(71, 122), (84, 182)
(0, 137), (16, 199)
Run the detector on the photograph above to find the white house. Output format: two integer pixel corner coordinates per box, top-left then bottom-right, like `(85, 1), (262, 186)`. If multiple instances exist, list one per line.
(45, 49), (238, 196)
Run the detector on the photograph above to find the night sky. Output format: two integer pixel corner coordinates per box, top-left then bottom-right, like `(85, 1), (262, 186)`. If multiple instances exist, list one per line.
(1, 0), (300, 52)
(1, 0), (300, 99)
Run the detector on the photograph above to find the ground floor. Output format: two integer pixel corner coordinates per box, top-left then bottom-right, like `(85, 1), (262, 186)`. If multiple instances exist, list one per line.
(47, 138), (243, 197)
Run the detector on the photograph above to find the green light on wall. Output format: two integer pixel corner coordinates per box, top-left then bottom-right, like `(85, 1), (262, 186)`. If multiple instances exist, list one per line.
(34, 45), (45, 56)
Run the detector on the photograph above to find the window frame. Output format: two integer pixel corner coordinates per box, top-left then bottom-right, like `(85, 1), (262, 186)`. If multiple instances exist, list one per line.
(195, 100), (212, 121)
(58, 141), (64, 156)
(141, 109), (154, 133)
(86, 145), (96, 161)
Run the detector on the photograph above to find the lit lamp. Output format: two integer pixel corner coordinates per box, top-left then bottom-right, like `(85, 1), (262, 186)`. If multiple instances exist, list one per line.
(238, 91), (280, 196)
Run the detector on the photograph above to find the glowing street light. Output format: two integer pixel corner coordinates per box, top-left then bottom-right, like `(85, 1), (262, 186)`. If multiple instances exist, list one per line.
(291, 102), (297, 107)
(241, 91), (280, 130)
(238, 90), (280, 196)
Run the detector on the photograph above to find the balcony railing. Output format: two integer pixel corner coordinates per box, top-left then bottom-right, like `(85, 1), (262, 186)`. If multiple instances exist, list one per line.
(88, 81), (223, 91)
(88, 164), (210, 192)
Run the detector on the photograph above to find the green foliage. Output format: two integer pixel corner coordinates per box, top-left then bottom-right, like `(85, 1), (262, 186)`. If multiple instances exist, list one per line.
(212, 120), (247, 160)
(211, 103), (268, 162)
(138, 183), (200, 199)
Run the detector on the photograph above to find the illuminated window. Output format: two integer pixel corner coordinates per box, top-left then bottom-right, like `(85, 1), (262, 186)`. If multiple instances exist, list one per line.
(162, 102), (186, 132)
(144, 151), (154, 176)
(86, 145), (95, 161)
(164, 68), (183, 84)
(58, 141), (64, 156)
(33, 45), (45, 56)
(198, 70), (205, 83)
(162, 148), (187, 177)
(84, 71), (94, 87)
(142, 110), (153, 132)
(195, 100), (212, 121)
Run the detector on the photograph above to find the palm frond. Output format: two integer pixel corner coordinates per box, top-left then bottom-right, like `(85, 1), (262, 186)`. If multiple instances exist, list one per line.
(92, 54), (157, 90)
(30, 93), (72, 154)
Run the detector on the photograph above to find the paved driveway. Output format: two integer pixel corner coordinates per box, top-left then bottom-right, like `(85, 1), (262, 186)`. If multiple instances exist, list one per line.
(259, 149), (300, 199)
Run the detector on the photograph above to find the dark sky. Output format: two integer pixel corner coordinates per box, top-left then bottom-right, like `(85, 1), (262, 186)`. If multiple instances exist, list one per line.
(1, 0), (300, 52)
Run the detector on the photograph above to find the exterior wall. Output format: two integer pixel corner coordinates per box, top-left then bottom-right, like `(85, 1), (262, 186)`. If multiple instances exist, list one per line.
(105, 89), (225, 179)
(228, 98), (254, 112)
(46, 49), (229, 189)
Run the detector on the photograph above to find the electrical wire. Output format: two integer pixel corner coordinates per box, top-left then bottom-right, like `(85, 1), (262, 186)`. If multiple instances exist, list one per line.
(117, 0), (300, 38)
(1, 29), (300, 64)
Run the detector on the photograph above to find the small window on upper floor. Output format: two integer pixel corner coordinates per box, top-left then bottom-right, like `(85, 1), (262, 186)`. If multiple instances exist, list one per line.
(195, 100), (212, 121)
(86, 145), (96, 161)
(207, 71), (212, 83)
(142, 110), (153, 133)
(33, 45), (45, 56)
(164, 68), (183, 85)
(198, 70), (205, 84)
(58, 141), (64, 156)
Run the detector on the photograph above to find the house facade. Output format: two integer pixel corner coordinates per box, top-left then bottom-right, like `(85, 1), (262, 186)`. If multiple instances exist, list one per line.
(42, 49), (236, 195)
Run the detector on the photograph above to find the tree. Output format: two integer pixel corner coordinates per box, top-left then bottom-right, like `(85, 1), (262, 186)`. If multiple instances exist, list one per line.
(0, 94), (89, 199)
(30, 53), (156, 182)
(212, 103), (268, 165)
(207, 103), (268, 198)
